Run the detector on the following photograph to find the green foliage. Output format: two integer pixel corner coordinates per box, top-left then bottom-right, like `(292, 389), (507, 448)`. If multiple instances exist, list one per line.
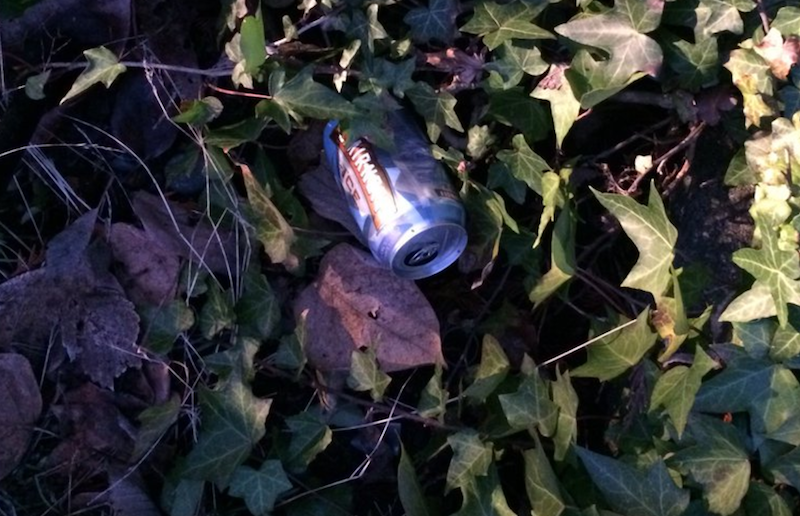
(60, 46), (127, 104)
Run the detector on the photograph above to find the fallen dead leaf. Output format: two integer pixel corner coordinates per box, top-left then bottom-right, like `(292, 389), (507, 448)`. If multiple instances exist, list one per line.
(0, 211), (142, 389)
(0, 353), (42, 480)
(47, 383), (135, 472)
(294, 243), (444, 372)
(133, 191), (243, 276)
(108, 222), (181, 306)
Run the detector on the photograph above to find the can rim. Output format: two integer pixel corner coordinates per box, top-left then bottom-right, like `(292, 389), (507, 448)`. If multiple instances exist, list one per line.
(389, 220), (468, 280)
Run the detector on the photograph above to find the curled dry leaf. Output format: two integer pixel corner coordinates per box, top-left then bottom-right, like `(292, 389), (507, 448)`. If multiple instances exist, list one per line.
(0, 353), (42, 480)
(0, 211), (142, 389)
(294, 243), (444, 372)
(133, 191), (243, 276)
(108, 222), (181, 306)
(297, 165), (367, 244)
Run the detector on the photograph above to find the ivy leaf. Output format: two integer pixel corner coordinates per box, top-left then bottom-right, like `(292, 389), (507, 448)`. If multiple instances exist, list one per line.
(274, 311), (308, 375)
(467, 125), (495, 160)
(280, 411), (333, 474)
(463, 335), (510, 403)
(672, 415), (751, 515)
(407, 82), (463, 141)
(242, 164), (297, 270)
(532, 64), (582, 148)
(724, 46), (775, 127)
(398, 444), (434, 516)
(529, 206), (575, 306)
(360, 58), (416, 98)
(404, 0), (457, 44)
(496, 134), (550, 196)
(173, 97), (223, 126)
(272, 68), (359, 121)
(417, 365), (447, 418)
(485, 41), (548, 88)
(498, 371), (558, 436)
(453, 464), (515, 516)
(743, 483), (794, 516)
(662, 35), (720, 91)
(724, 148), (757, 186)
(446, 431), (493, 492)
(533, 172), (564, 248)
(773, 6), (800, 36)
(693, 352), (775, 415)
(650, 347), (716, 437)
(524, 441), (565, 516)
(199, 283), (235, 339)
(461, 1), (554, 50)
(348, 4), (388, 53)
(731, 220), (800, 327)
(576, 448), (689, 516)
(236, 271), (280, 340)
(181, 381), (272, 487)
(229, 460), (292, 515)
(132, 395), (181, 463)
(556, 0), (664, 108)
(551, 368), (578, 461)
(572, 310), (657, 381)
(720, 282), (778, 323)
(487, 87), (551, 143)
(663, 0), (749, 41)
(592, 182), (678, 300)
(240, 13), (267, 76)
(347, 347), (391, 401)
(140, 301), (195, 354)
(61, 46), (127, 104)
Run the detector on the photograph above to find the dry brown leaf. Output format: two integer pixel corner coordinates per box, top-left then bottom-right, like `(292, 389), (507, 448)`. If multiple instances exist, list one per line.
(294, 243), (444, 372)
(133, 191), (243, 276)
(47, 383), (135, 472)
(108, 222), (181, 306)
(0, 211), (142, 389)
(754, 28), (800, 81)
(0, 353), (42, 480)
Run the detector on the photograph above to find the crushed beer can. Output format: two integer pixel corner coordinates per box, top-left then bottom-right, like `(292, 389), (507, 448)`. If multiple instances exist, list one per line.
(323, 112), (467, 279)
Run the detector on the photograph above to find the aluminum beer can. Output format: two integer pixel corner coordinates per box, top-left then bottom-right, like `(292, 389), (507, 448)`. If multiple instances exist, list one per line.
(323, 112), (467, 279)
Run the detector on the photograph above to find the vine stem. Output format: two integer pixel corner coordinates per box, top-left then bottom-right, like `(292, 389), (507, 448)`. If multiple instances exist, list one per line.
(41, 60), (234, 77)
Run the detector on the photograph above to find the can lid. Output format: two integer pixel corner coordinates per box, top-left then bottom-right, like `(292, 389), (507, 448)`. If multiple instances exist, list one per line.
(390, 221), (468, 280)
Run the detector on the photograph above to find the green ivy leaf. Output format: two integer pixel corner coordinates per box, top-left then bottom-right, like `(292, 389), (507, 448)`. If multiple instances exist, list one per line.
(453, 464), (515, 516)
(650, 347), (716, 437)
(533, 172), (564, 248)
(274, 311), (308, 375)
(360, 58), (416, 98)
(672, 415), (750, 515)
(417, 365), (447, 418)
(240, 13), (267, 76)
(576, 448), (690, 516)
(551, 368), (578, 461)
(532, 64), (581, 148)
(485, 41), (548, 88)
(347, 347), (391, 401)
(773, 6), (800, 36)
(462, 1), (554, 50)
(743, 483), (794, 516)
(496, 134), (550, 196)
(25, 71), (49, 100)
(199, 283), (235, 339)
(181, 380), (272, 487)
(407, 82), (463, 141)
(242, 164), (297, 270)
(348, 4), (388, 53)
(529, 206), (575, 306)
(467, 125), (495, 160)
(524, 441), (565, 516)
(404, 0), (456, 44)
(592, 182), (678, 300)
(724, 148), (757, 186)
(132, 395), (181, 463)
(663, 0), (749, 41)
(724, 46), (775, 127)
(446, 431), (493, 492)
(236, 271), (280, 340)
(557, 0), (664, 108)
(572, 310), (657, 381)
(487, 87), (551, 143)
(173, 97), (224, 126)
(398, 444), (433, 516)
(720, 282), (779, 323)
(463, 334), (510, 403)
(281, 411), (333, 474)
(140, 301), (195, 354)
(229, 460), (292, 515)
(693, 351), (774, 415)
(662, 35), (720, 91)
(61, 46), (127, 104)
(731, 220), (800, 327)
(272, 68), (359, 121)
(499, 370), (558, 435)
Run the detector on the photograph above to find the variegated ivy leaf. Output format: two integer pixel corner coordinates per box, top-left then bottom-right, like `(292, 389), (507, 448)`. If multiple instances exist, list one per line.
(725, 44), (776, 127)
(556, 0), (664, 108)
(592, 182), (678, 301)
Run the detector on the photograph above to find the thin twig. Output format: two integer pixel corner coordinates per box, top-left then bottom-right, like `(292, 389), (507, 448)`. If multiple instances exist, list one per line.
(43, 60), (233, 77)
(537, 318), (638, 369)
(207, 83), (271, 99)
(626, 122), (706, 195)
(587, 117), (674, 164)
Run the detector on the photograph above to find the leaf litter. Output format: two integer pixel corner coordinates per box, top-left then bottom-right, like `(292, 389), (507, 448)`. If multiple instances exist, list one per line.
(295, 243), (444, 372)
(0, 353), (42, 480)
